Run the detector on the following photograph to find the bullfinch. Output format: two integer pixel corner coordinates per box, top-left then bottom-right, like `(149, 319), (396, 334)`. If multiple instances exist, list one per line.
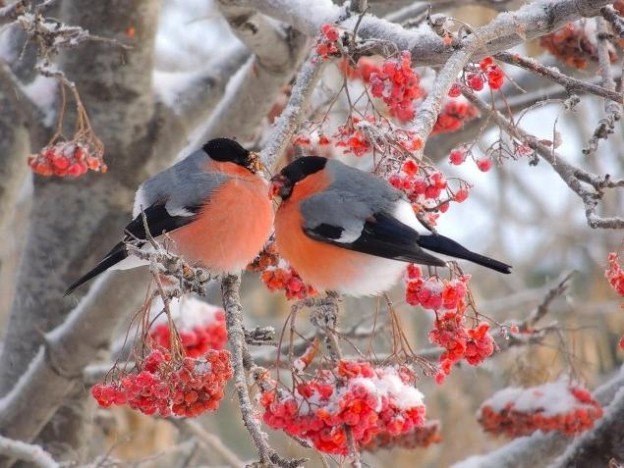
(270, 156), (511, 297)
(66, 138), (274, 294)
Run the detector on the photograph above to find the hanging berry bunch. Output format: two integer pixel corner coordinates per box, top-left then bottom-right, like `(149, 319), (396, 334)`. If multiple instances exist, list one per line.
(404, 265), (496, 383)
(91, 296), (232, 417)
(28, 79), (106, 177)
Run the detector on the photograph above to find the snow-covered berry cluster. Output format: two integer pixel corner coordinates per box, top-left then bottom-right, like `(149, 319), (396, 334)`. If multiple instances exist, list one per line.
(405, 265), (495, 383)
(539, 22), (616, 69)
(368, 51), (424, 122)
(316, 24), (340, 59)
(28, 140), (107, 177)
(260, 361), (427, 455)
(251, 241), (316, 300)
(149, 296), (227, 358)
(331, 116), (423, 158)
(91, 347), (232, 417)
(478, 381), (603, 438)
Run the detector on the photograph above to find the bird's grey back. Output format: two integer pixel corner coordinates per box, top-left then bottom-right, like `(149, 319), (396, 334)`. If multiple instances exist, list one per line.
(299, 159), (404, 232)
(134, 149), (229, 215)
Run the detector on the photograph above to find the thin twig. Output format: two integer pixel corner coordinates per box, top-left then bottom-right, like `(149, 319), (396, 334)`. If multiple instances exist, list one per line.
(496, 52), (623, 105)
(462, 85), (624, 229)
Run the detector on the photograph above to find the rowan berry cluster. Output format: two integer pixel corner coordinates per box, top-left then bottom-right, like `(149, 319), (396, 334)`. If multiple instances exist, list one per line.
(28, 140), (107, 177)
(431, 100), (479, 135)
(448, 147), (493, 173)
(606, 252), (624, 297)
(478, 381), (603, 438)
(316, 24), (340, 59)
(260, 361), (427, 455)
(388, 159), (469, 227)
(368, 51), (424, 122)
(605, 252), (624, 349)
(332, 116), (423, 158)
(449, 57), (505, 96)
(251, 242), (316, 300)
(363, 420), (442, 452)
(405, 265), (495, 383)
(539, 22), (616, 69)
(91, 347), (232, 417)
(149, 297), (227, 358)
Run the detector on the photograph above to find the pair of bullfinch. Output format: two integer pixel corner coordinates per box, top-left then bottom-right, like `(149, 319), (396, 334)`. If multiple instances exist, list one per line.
(66, 138), (511, 297)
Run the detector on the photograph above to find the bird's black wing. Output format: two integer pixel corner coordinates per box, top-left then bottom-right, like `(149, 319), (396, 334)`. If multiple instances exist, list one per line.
(65, 203), (202, 295)
(304, 211), (448, 267)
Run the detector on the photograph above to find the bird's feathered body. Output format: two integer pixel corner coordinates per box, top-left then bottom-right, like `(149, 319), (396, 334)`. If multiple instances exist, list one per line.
(272, 157), (511, 297)
(66, 139), (273, 294)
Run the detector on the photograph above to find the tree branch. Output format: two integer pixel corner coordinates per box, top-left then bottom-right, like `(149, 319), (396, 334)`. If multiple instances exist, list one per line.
(0, 435), (58, 468)
(260, 54), (325, 168)
(462, 86), (624, 229)
(0, 270), (146, 443)
(198, 1), (308, 143)
(221, 274), (301, 468)
(231, 0), (612, 65)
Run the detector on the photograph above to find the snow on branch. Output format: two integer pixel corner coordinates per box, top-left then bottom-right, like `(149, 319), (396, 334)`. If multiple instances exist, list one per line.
(232, 0), (612, 65)
(0, 271), (146, 442)
(453, 367), (624, 468)
(260, 54), (325, 167)
(0, 434), (58, 468)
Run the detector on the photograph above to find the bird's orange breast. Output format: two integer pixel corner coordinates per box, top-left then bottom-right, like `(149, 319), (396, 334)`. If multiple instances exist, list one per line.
(169, 171), (273, 273)
(274, 170), (374, 291)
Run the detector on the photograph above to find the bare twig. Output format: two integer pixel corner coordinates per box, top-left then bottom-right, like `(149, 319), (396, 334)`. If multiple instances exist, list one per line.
(522, 272), (575, 330)
(601, 5), (624, 37)
(496, 52), (623, 105)
(462, 86), (624, 229)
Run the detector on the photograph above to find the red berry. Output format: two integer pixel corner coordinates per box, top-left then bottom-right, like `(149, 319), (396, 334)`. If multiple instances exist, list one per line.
(448, 83), (461, 97)
(449, 149), (466, 165)
(476, 158), (492, 172)
(466, 73), (484, 91)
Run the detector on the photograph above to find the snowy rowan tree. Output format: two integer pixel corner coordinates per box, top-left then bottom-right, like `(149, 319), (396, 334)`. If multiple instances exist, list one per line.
(0, 0), (623, 467)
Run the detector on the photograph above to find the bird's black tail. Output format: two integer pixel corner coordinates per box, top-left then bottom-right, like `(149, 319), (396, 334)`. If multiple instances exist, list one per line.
(65, 242), (127, 295)
(417, 234), (511, 274)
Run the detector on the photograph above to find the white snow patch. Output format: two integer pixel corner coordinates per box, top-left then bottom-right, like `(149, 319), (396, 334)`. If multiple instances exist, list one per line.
(480, 380), (591, 417)
(151, 295), (223, 331)
(20, 75), (58, 127)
